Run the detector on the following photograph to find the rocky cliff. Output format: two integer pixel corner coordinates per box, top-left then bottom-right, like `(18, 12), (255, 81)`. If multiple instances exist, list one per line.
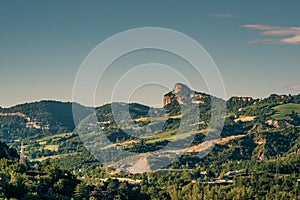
(163, 83), (206, 106)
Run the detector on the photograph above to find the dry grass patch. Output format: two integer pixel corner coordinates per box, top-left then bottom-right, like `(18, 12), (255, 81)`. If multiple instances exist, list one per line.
(44, 144), (59, 151)
(30, 152), (77, 162)
(234, 116), (255, 122)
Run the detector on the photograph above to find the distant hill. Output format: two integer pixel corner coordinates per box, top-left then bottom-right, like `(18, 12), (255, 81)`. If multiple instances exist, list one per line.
(0, 84), (299, 199)
(0, 83), (300, 173)
(0, 101), (92, 142)
(71, 84), (299, 172)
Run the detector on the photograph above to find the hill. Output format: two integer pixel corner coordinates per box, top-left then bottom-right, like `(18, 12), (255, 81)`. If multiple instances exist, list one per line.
(1, 84), (300, 169)
(0, 84), (300, 199)
(0, 100), (92, 142)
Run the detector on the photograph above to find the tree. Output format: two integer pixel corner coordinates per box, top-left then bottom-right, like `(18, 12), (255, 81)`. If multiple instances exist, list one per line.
(74, 182), (90, 200)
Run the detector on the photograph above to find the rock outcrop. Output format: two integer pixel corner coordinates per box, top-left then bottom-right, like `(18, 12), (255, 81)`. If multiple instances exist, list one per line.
(163, 83), (206, 106)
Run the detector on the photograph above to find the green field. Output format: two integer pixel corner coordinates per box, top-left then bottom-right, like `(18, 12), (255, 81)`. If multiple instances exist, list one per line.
(37, 132), (73, 143)
(271, 103), (300, 120)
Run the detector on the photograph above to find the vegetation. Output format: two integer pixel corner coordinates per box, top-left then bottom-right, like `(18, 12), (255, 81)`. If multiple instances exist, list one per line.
(0, 88), (300, 199)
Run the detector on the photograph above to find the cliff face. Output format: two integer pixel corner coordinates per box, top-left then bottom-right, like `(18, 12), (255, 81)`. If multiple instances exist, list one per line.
(163, 83), (206, 106)
(163, 96), (172, 106)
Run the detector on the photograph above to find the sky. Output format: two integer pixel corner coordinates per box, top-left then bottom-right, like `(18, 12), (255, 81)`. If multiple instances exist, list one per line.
(1, 1), (300, 107)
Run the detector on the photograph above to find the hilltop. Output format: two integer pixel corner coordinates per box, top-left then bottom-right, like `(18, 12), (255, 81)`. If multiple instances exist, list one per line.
(0, 100), (92, 142)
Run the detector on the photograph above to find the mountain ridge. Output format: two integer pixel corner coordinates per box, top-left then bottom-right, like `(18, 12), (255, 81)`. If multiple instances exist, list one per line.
(0, 84), (299, 200)
(1, 84), (300, 158)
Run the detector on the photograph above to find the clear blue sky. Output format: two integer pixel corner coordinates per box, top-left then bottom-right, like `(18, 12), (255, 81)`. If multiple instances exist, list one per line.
(1, 1), (300, 107)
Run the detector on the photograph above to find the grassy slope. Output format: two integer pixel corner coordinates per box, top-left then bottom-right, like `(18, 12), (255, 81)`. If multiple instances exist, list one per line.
(272, 103), (300, 120)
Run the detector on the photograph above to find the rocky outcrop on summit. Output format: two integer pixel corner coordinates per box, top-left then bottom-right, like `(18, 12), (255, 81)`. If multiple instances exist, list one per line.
(163, 83), (207, 106)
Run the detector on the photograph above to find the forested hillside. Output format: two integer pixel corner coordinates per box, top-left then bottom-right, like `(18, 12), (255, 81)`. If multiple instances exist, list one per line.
(0, 101), (92, 142)
(0, 84), (299, 199)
